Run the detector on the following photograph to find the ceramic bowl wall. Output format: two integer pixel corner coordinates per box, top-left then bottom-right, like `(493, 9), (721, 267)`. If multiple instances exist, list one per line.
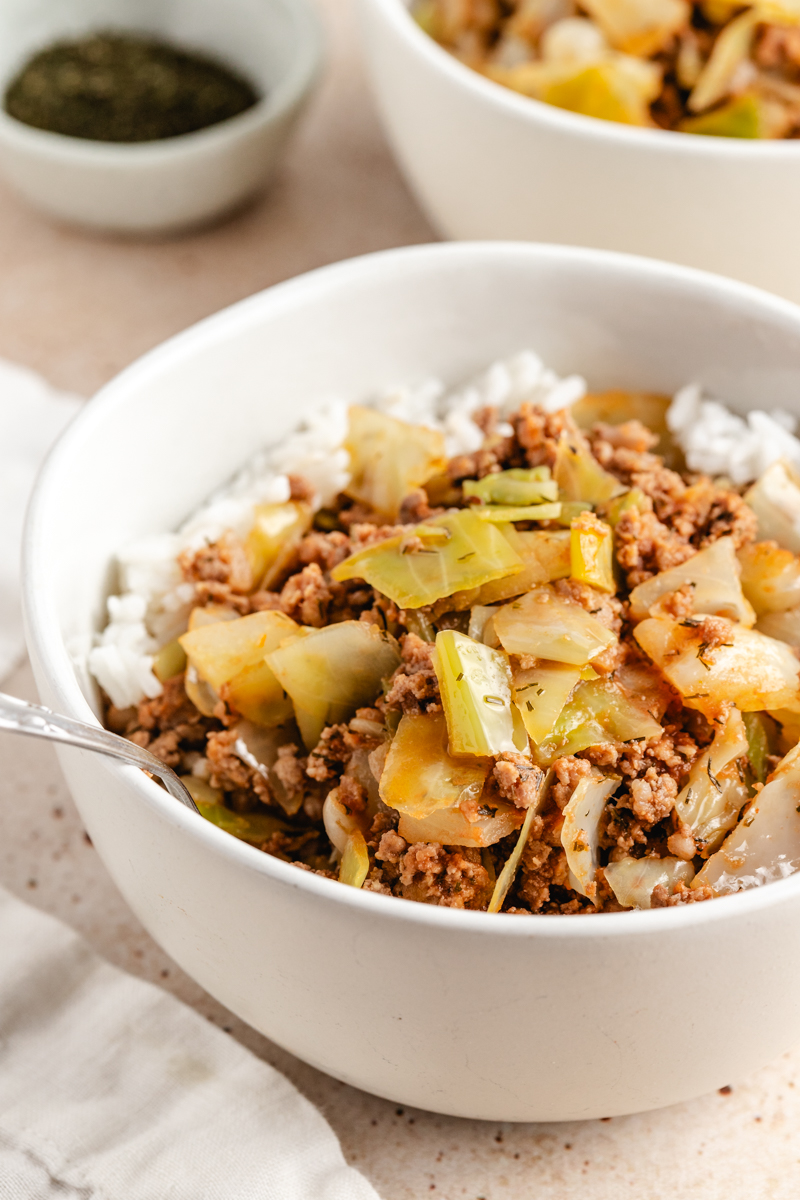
(23, 243), (800, 1120)
(0, 0), (322, 233)
(357, 0), (800, 304)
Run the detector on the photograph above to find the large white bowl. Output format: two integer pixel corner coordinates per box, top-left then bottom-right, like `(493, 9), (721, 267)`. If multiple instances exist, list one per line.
(23, 243), (800, 1122)
(0, 0), (322, 234)
(357, 0), (800, 305)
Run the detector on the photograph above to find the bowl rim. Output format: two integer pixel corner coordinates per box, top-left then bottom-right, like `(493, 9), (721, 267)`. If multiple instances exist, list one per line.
(0, 0), (323, 162)
(363, 0), (800, 158)
(23, 239), (800, 942)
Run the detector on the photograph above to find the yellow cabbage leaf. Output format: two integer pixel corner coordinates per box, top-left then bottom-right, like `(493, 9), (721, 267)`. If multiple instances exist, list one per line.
(604, 856), (695, 908)
(494, 585), (617, 665)
(433, 630), (528, 757)
(629, 536), (755, 624)
(379, 711), (490, 819)
(561, 770), (621, 902)
(344, 406), (446, 520)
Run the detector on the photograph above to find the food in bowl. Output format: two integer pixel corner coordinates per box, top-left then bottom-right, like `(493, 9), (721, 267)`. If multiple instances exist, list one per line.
(413, 0), (800, 135)
(87, 350), (800, 914)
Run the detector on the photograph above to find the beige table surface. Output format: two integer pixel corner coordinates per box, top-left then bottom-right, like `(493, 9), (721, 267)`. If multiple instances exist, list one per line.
(2, 2), (800, 1196)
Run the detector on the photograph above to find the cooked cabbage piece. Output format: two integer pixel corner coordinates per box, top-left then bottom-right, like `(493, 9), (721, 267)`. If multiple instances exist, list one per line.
(672, 707), (749, 855)
(604, 856), (695, 908)
(494, 585), (617, 664)
(687, 9), (757, 114)
(756, 608), (800, 646)
(245, 501), (312, 591)
(472, 502), (563, 523)
(191, 795), (291, 846)
(680, 92), (763, 138)
(743, 711), (777, 786)
(153, 638), (187, 683)
(581, 0), (689, 56)
(179, 610), (299, 726)
(232, 719), (306, 815)
(512, 660), (582, 744)
(488, 802), (542, 913)
(744, 460), (800, 554)
(463, 468), (558, 506)
(184, 604), (240, 712)
(534, 677), (662, 764)
(561, 771), (621, 902)
(628, 537), (755, 624)
(331, 510), (523, 608)
(379, 712), (490, 819)
(344, 405), (446, 520)
(339, 831), (370, 888)
(323, 784), (370, 855)
(553, 432), (626, 504)
(398, 801), (522, 848)
(447, 528), (571, 610)
(634, 615), (800, 719)
(267, 620), (401, 749)
(570, 511), (615, 593)
(433, 630), (528, 757)
(539, 58), (662, 126)
(605, 486), (649, 529)
(738, 540), (800, 615)
(694, 744), (800, 893)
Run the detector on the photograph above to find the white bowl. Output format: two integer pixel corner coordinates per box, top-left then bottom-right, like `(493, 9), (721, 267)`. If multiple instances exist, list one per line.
(23, 242), (800, 1122)
(0, 0), (322, 235)
(357, 0), (800, 305)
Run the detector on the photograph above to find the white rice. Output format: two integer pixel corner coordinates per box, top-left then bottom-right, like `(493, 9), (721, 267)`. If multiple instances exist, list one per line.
(87, 350), (797, 711)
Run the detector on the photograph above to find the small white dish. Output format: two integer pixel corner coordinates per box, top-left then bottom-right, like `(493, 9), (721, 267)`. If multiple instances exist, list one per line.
(357, 0), (800, 304)
(22, 241), (800, 1122)
(0, 0), (322, 235)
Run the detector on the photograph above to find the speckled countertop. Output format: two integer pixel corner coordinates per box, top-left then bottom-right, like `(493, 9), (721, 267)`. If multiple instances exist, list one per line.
(1, 2), (799, 1195)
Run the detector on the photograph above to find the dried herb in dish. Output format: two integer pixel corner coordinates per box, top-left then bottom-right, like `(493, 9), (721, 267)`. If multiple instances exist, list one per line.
(4, 33), (259, 143)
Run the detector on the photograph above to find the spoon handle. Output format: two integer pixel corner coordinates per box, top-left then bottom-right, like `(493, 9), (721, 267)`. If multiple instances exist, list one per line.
(0, 691), (199, 813)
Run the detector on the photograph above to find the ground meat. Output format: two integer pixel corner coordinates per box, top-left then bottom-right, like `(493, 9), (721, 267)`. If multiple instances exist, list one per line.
(669, 480), (758, 550)
(297, 529), (352, 571)
(398, 488), (437, 523)
(306, 724), (351, 783)
(279, 562), (331, 626)
(493, 754), (545, 810)
(511, 404), (580, 469)
(551, 577), (624, 634)
(651, 881), (714, 907)
(658, 584), (696, 620)
(179, 531), (253, 595)
(667, 822), (697, 861)
(383, 633), (442, 715)
(447, 446), (504, 483)
(550, 756), (593, 810)
(273, 744), (306, 799)
(288, 473), (316, 503)
(206, 728), (271, 806)
(590, 419), (659, 457)
(375, 828), (407, 863)
(394, 843), (490, 908)
(693, 615), (736, 655)
(122, 676), (211, 769)
(627, 767), (678, 825)
(615, 505), (696, 589)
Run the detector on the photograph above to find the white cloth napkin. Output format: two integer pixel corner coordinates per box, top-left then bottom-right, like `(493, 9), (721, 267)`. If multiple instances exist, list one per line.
(0, 359), (82, 678)
(0, 885), (380, 1200)
(0, 361), (381, 1199)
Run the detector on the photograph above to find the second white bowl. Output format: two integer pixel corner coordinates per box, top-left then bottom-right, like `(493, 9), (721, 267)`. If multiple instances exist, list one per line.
(357, 0), (800, 304)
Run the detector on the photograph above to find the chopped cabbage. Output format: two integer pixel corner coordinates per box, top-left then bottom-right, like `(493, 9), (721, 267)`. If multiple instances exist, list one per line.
(339, 831), (370, 888)
(581, 0), (689, 55)
(743, 711), (777, 785)
(604, 855), (695, 908)
(192, 796), (291, 846)
(561, 771), (621, 902)
(680, 92), (763, 138)
(672, 707), (750, 854)
(628, 537), (755, 625)
(323, 785), (368, 854)
(694, 743), (800, 892)
(153, 638), (187, 682)
(738, 540), (800, 615)
(744, 460), (800, 554)
(344, 406), (446, 520)
(472, 502), (563, 523)
(331, 510), (523, 608)
(398, 802), (522, 848)
(379, 711), (490, 819)
(232, 719), (306, 815)
(447, 528), (571, 610)
(246, 501), (312, 591)
(570, 511), (615, 593)
(494, 585), (617, 664)
(553, 433), (626, 504)
(433, 630), (529, 757)
(463, 468), (558, 506)
(634, 615), (800, 719)
(267, 621), (401, 749)
(512, 660), (582, 743)
(756, 608), (800, 646)
(488, 801), (542, 913)
(534, 677), (662, 764)
(688, 10), (758, 114)
(540, 58), (662, 125)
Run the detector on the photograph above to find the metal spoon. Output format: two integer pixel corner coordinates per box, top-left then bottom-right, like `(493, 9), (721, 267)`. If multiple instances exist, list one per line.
(0, 691), (200, 813)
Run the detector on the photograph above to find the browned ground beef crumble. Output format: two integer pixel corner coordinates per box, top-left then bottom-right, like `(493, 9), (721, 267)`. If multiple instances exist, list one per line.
(105, 403), (765, 913)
